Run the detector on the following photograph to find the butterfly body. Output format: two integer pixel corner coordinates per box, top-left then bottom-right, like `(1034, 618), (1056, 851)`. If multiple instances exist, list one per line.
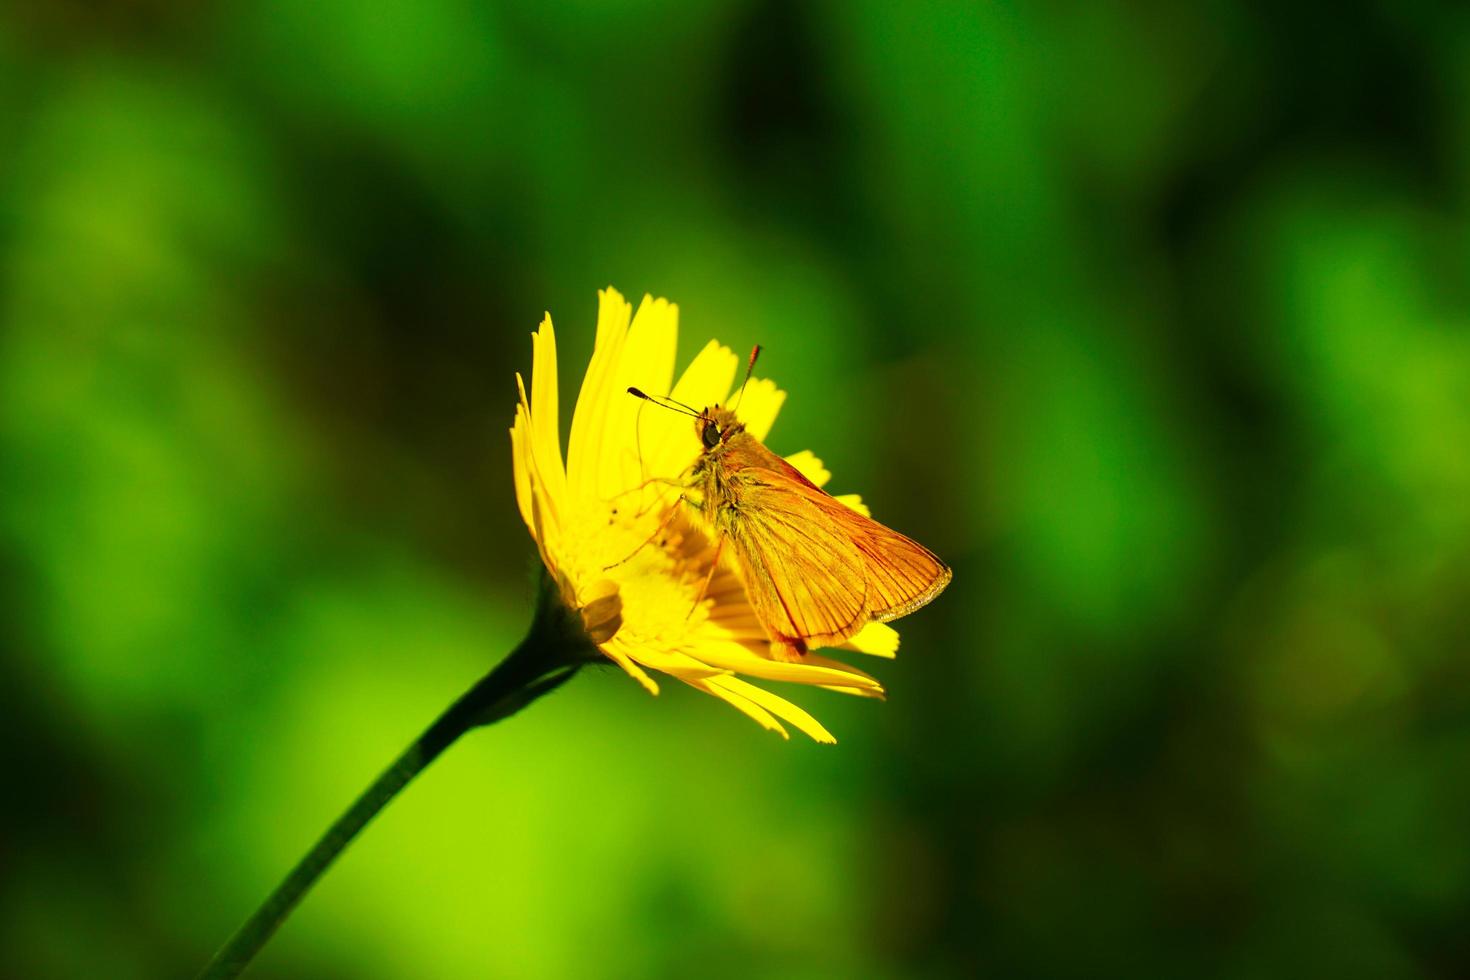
(687, 404), (951, 662)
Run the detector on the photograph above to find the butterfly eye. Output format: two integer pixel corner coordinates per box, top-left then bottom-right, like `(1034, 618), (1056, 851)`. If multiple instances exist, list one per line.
(702, 424), (721, 449)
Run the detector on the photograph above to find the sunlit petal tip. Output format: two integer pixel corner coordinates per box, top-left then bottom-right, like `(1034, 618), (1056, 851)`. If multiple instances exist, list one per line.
(533, 315), (555, 358)
(672, 340), (739, 407)
(602, 643), (661, 696)
(736, 377), (787, 441)
(691, 678), (791, 739)
(784, 450), (831, 488)
(596, 287), (633, 336)
(636, 292), (666, 313)
(714, 677), (837, 743)
(842, 622), (900, 658)
(820, 684), (887, 700)
(801, 653), (884, 688)
(509, 424), (533, 531)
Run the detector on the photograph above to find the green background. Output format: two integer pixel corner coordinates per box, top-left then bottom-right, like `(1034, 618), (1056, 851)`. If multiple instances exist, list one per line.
(5, 2), (1470, 977)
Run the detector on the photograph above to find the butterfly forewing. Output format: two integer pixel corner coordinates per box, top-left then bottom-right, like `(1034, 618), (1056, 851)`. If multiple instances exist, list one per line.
(720, 447), (950, 649)
(841, 505), (952, 620)
(728, 474), (871, 647)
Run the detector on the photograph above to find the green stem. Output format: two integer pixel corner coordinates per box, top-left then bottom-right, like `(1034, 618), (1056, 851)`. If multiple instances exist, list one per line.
(198, 630), (582, 979)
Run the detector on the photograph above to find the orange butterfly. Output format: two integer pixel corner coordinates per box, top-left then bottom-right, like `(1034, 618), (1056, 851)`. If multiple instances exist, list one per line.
(630, 348), (951, 662)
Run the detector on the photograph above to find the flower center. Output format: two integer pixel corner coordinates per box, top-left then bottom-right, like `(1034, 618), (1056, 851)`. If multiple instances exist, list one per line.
(562, 493), (717, 647)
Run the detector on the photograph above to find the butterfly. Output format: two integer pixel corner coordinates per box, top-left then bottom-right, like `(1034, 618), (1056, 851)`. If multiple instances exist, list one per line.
(629, 347), (951, 662)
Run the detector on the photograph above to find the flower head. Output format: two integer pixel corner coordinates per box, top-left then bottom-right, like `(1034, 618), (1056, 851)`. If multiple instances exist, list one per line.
(510, 288), (901, 742)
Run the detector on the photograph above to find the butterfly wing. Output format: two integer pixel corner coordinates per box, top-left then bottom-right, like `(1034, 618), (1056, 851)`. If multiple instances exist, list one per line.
(721, 447), (951, 651)
(726, 472), (872, 649)
(839, 496), (953, 622)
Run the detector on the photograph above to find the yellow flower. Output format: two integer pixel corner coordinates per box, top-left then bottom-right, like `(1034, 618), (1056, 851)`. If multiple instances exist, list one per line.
(510, 288), (902, 742)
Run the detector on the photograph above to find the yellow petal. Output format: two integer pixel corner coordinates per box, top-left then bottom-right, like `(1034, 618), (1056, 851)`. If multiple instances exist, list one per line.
(783, 450), (831, 487)
(802, 653), (885, 695)
(620, 641), (731, 681)
(600, 639), (661, 695)
(509, 414), (533, 532)
(686, 677), (789, 738)
(529, 317), (567, 503)
(640, 340), (738, 482)
(599, 295), (680, 500)
(515, 374), (562, 538)
(833, 494), (871, 517)
(707, 676), (836, 743)
(734, 377), (785, 442)
(819, 684), (887, 700)
(568, 288), (632, 502)
(681, 637), (883, 692)
(672, 339), (738, 408)
(840, 621), (900, 658)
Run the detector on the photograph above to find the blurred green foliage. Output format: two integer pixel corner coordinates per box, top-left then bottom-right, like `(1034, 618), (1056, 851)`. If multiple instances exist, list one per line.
(4, 1), (1470, 977)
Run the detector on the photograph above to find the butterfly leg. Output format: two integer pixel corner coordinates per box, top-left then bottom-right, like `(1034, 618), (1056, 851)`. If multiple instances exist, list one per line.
(601, 497), (687, 571)
(686, 536), (725, 620)
(605, 475), (691, 520)
(604, 475), (686, 503)
(768, 636), (808, 662)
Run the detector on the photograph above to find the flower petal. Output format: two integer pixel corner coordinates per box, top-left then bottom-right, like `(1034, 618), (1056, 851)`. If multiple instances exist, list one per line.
(783, 450), (831, 487)
(672, 339), (739, 408)
(599, 295), (680, 500)
(840, 621), (900, 658)
(680, 636), (884, 692)
(685, 677), (789, 738)
(509, 414), (533, 532)
(620, 640), (732, 682)
(515, 374), (562, 538)
(802, 653), (885, 694)
(734, 377), (785, 442)
(568, 288), (633, 503)
(707, 676), (836, 744)
(818, 684), (887, 699)
(640, 340), (738, 483)
(600, 638), (661, 695)
(529, 316), (567, 502)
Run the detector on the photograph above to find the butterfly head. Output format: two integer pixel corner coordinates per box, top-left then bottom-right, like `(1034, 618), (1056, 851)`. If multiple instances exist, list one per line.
(627, 345), (760, 455)
(697, 406), (743, 451)
(698, 345), (760, 451)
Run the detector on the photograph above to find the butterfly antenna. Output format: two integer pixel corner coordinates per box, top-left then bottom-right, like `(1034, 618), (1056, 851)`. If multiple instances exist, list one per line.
(627, 387), (701, 418)
(663, 394), (703, 414)
(729, 344), (761, 413)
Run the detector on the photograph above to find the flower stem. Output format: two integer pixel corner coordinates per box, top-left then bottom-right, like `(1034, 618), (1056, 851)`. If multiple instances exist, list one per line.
(198, 619), (585, 979)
